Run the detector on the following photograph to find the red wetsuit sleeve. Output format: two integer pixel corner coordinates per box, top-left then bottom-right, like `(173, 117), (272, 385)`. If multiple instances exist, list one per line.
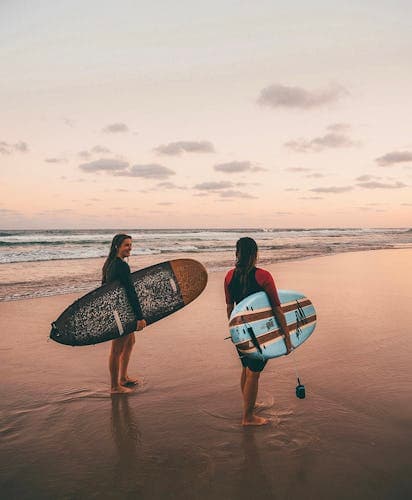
(224, 269), (235, 304)
(255, 268), (281, 308)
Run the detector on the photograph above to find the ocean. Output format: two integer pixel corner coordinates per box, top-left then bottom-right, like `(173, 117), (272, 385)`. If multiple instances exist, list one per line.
(0, 228), (411, 301)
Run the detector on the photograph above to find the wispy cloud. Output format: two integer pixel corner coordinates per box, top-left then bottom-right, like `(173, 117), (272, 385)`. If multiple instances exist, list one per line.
(156, 182), (187, 190)
(214, 161), (266, 173)
(79, 158), (129, 172)
(155, 140), (215, 156)
(0, 140), (29, 155)
(310, 186), (353, 193)
(257, 83), (348, 109)
(78, 145), (111, 160)
(219, 190), (257, 199)
(299, 196), (324, 200)
(45, 157), (67, 163)
(114, 164), (175, 179)
(194, 181), (233, 190)
(285, 167), (311, 172)
(102, 123), (129, 133)
(285, 124), (358, 153)
(357, 181), (407, 189)
(306, 173), (325, 178)
(375, 151), (412, 166)
(355, 174), (379, 181)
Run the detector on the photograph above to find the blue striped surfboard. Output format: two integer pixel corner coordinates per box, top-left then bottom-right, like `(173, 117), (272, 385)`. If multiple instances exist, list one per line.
(229, 290), (316, 360)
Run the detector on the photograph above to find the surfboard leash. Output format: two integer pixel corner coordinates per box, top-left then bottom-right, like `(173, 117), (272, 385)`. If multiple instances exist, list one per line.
(290, 349), (306, 399)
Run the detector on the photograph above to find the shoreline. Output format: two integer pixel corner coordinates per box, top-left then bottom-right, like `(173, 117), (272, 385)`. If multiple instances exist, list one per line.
(1, 246), (411, 303)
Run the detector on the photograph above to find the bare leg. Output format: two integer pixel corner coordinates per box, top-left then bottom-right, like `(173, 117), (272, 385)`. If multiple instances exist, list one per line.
(242, 368), (269, 426)
(120, 334), (139, 386)
(241, 367), (247, 394)
(110, 337), (132, 394)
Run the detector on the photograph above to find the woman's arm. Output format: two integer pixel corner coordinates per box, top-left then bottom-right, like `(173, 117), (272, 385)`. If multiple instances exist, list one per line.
(257, 269), (293, 354)
(118, 261), (144, 325)
(272, 305), (293, 353)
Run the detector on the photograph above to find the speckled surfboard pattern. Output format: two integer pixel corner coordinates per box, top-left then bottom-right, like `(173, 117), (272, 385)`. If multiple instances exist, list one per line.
(229, 290), (316, 360)
(50, 259), (208, 346)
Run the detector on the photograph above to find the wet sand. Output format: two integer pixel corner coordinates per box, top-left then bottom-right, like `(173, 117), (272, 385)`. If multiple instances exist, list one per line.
(1, 249), (411, 499)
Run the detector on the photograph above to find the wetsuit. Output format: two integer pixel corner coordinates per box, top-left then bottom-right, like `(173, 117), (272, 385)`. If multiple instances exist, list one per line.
(224, 267), (281, 372)
(103, 257), (144, 329)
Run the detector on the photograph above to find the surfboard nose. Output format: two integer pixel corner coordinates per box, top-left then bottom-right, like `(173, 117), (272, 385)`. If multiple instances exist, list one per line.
(170, 259), (208, 305)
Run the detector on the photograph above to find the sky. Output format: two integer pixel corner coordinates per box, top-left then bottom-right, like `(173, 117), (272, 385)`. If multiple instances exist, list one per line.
(1, 0), (411, 229)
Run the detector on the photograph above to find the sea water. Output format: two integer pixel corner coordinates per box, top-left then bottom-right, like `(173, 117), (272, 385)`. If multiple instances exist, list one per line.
(0, 227), (411, 300)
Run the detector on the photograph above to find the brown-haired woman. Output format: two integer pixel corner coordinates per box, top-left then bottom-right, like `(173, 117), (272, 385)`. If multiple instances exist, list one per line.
(102, 234), (146, 394)
(224, 237), (293, 425)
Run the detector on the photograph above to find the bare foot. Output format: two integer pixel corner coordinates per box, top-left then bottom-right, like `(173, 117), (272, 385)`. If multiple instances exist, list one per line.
(120, 376), (140, 387)
(111, 385), (133, 394)
(242, 415), (269, 426)
(254, 401), (265, 409)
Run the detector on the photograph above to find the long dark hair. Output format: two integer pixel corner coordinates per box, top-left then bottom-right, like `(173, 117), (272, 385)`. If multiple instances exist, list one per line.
(102, 233), (131, 283)
(231, 237), (258, 296)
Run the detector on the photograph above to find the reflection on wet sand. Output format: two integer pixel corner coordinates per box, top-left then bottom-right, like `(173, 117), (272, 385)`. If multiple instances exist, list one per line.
(110, 395), (141, 488)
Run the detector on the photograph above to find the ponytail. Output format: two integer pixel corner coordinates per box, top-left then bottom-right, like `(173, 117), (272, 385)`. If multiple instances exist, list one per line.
(232, 237), (258, 296)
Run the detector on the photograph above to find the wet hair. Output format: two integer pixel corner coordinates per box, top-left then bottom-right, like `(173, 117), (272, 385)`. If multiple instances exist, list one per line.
(102, 233), (131, 283)
(231, 237), (258, 296)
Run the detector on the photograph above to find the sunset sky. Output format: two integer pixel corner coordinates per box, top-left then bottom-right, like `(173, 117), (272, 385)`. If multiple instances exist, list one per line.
(1, 0), (411, 229)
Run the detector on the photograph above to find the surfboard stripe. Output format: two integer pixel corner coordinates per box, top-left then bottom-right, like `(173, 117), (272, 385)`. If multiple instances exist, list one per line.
(235, 314), (317, 351)
(229, 298), (312, 327)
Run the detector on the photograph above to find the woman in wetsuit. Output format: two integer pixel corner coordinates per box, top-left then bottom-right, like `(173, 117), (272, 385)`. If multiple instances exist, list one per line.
(224, 237), (293, 426)
(102, 234), (146, 394)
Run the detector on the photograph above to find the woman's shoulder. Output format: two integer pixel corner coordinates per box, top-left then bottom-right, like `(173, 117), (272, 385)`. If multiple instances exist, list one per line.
(255, 267), (273, 280)
(224, 268), (235, 283)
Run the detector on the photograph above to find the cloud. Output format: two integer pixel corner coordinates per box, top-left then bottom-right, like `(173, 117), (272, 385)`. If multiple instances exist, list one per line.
(158, 202), (173, 206)
(78, 145), (112, 159)
(62, 117), (75, 127)
(375, 151), (412, 166)
(0, 140), (29, 155)
(274, 211), (293, 216)
(102, 123), (129, 133)
(79, 158), (129, 172)
(299, 196), (324, 200)
(219, 190), (257, 199)
(310, 186), (353, 193)
(285, 188), (300, 191)
(92, 145), (111, 154)
(285, 167), (311, 172)
(306, 173), (325, 178)
(257, 83), (348, 109)
(156, 182), (187, 190)
(357, 181), (407, 189)
(114, 164), (175, 179)
(155, 140), (215, 156)
(0, 208), (22, 215)
(214, 161), (266, 173)
(194, 181), (233, 191)
(78, 150), (91, 159)
(356, 174), (380, 181)
(285, 127), (358, 153)
(45, 157), (67, 163)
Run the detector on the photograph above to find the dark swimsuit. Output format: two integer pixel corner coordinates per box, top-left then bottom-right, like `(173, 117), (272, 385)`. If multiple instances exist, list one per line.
(103, 257), (143, 329)
(224, 267), (281, 372)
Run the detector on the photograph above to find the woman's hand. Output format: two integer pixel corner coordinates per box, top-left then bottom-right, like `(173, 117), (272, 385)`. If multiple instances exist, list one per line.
(136, 319), (146, 331)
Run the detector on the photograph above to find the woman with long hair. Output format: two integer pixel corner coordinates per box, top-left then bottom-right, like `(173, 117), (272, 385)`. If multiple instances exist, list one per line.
(102, 233), (146, 394)
(224, 237), (293, 426)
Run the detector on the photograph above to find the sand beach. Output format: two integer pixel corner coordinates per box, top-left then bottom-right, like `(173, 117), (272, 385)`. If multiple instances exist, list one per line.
(1, 249), (411, 499)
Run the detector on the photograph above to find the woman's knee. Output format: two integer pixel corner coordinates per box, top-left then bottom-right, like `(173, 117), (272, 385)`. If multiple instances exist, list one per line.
(246, 368), (261, 379)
